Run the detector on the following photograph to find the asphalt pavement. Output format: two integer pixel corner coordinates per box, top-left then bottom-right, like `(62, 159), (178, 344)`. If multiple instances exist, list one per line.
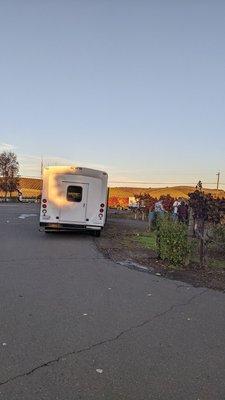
(0, 204), (225, 400)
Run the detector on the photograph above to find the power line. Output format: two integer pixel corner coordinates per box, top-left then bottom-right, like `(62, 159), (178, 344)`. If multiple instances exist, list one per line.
(109, 181), (225, 185)
(20, 176), (225, 187)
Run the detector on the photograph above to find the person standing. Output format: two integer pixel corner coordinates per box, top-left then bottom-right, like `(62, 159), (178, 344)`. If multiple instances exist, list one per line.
(178, 200), (189, 223)
(172, 198), (181, 220)
(154, 200), (165, 216)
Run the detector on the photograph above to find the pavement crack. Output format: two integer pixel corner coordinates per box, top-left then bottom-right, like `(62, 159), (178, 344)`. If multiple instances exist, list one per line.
(0, 289), (207, 387)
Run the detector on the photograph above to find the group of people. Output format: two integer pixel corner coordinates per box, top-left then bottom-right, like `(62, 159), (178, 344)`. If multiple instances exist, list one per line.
(171, 198), (189, 222)
(148, 197), (189, 228)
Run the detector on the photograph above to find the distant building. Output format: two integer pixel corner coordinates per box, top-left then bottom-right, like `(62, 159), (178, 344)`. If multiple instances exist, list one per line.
(128, 196), (139, 208)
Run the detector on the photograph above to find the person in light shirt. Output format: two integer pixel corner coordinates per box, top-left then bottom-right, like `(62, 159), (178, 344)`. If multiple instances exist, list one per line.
(172, 198), (181, 220)
(154, 200), (165, 214)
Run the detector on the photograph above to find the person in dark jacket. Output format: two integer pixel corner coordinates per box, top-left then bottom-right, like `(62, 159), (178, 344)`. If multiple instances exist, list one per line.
(177, 200), (188, 223)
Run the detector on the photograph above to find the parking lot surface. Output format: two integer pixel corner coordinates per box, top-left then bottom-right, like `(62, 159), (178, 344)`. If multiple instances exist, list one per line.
(0, 204), (225, 399)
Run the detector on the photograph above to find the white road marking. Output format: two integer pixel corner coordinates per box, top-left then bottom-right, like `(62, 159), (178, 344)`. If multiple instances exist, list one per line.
(18, 214), (37, 219)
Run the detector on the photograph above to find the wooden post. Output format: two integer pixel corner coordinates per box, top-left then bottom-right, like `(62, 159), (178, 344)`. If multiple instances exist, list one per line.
(156, 215), (161, 258)
(198, 219), (208, 268)
(184, 209), (194, 266)
(188, 209), (194, 238)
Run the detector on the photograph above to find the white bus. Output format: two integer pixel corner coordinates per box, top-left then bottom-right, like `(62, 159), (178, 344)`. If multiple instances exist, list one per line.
(39, 166), (108, 236)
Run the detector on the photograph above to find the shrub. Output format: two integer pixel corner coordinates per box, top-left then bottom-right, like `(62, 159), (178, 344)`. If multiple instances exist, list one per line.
(189, 191), (225, 224)
(135, 193), (157, 211)
(156, 215), (190, 266)
(189, 190), (225, 266)
(159, 195), (175, 212)
(210, 224), (225, 252)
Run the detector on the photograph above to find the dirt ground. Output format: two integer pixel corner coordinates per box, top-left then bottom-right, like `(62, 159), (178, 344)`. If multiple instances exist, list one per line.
(96, 212), (225, 292)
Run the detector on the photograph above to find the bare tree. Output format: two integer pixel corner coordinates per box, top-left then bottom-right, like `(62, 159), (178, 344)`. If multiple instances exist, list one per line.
(0, 151), (19, 201)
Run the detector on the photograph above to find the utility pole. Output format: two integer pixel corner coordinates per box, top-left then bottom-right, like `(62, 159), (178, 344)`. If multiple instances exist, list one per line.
(216, 171), (220, 197)
(40, 156), (43, 178)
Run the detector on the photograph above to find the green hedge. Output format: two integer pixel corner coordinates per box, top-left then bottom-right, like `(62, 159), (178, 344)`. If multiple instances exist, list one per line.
(156, 215), (190, 266)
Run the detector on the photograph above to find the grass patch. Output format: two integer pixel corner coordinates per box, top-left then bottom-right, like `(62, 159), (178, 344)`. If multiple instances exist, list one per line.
(207, 258), (225, 269)
(189, 239), (225, 269)
(136, 232), (157, 251)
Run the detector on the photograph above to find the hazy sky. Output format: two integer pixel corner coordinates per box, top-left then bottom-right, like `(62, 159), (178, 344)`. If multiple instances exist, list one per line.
(1, 0), (225, 188)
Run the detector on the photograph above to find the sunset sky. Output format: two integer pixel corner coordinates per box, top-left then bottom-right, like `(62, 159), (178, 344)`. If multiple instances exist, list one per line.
(1, 1), (225, 188)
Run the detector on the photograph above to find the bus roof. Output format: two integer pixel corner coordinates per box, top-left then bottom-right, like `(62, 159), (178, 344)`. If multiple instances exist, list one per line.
(44, 165), (108, 179)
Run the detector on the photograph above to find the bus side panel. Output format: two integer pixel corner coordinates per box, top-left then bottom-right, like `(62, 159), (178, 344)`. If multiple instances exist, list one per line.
(85, 176), (108, 227)
(40, 172), (60, 224)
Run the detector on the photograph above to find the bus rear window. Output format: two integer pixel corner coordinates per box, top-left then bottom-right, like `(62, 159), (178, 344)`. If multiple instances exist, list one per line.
(67, 186), (82, 202)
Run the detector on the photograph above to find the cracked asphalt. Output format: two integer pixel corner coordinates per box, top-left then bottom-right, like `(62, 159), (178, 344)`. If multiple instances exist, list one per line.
(0, 204), (225, 399)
